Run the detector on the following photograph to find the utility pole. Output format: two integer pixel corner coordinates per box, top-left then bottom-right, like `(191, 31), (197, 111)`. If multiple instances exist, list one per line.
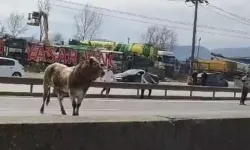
(127, 37), (130, 44)
(186, 0), (208, 75)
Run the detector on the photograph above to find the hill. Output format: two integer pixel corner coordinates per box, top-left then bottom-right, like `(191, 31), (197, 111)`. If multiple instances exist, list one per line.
(212, 47), (250, 58)
(172, 45), (212, 61)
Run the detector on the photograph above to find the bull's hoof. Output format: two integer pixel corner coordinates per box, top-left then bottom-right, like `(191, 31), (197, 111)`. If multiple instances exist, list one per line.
(62, 110), (67, 115)
(40, 107), (44, 114)
(40, 110), (44, 114)
(72, 112), (79, 116)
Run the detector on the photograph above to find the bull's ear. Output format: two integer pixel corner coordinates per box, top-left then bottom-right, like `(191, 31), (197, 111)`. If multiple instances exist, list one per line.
(88, 57), (95, 64)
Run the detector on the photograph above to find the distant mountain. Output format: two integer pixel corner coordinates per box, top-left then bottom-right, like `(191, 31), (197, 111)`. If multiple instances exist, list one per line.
(172, 45), (212, 61)
(92, 38), (115, 42)
(212, 47), (250, 58)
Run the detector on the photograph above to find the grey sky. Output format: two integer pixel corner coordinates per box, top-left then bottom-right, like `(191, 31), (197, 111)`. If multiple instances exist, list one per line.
(0, 0), (249, 50)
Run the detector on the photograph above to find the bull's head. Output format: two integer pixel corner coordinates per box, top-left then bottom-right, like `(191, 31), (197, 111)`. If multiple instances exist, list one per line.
(86, 56), (105, 80)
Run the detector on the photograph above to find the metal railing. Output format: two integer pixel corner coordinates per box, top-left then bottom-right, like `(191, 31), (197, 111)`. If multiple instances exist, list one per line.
(0, 77), (243, 100)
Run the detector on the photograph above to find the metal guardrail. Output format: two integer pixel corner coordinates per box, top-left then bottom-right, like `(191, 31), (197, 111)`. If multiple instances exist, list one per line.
(0, 77), (243, 99)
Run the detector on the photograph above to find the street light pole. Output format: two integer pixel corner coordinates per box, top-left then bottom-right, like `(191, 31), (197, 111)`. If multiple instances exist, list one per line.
(197, 37), (201, 58)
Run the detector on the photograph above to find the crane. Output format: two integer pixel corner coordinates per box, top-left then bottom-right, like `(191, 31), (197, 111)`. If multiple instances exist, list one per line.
(27, 11), (49, 46)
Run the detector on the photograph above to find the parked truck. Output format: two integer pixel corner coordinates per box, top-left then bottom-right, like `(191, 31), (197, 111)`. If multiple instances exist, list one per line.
(193, 54), (250, 81)
(193, 59), (237, 73)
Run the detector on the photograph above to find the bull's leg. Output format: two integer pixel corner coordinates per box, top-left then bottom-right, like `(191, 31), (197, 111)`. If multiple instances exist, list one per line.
(46, 87), (51, 106)
(75, 98), (83, 116)
(69, 91), (77, 116)
(40, 85), (50, 114)
(75, 91), (87, 116)
(57, 92), (67, 115)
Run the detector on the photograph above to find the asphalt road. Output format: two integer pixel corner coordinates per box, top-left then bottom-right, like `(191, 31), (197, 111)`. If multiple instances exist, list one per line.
(0, 96), (250, 122)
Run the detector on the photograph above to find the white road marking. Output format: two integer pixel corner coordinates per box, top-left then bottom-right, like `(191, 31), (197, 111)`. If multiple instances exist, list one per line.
(0, 108), (119, 111)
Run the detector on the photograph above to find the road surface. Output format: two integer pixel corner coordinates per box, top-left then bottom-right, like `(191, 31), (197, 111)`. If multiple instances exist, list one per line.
(0, 96), (250, 122)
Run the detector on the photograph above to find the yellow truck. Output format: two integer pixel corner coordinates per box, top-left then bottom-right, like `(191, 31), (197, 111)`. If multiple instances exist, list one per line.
(193, 59), (237, 73)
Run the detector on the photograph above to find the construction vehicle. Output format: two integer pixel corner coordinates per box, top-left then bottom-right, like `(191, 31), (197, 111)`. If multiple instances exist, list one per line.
(192, 53), (250, 81)
(78, 40), (158, 59)
(27, 11), (49, 46)
(193, 59), (237, 73)
(211, 53), (250, 74)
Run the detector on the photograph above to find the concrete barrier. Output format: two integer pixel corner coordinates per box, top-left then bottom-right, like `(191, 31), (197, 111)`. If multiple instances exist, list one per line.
(0, 116), (250, 150)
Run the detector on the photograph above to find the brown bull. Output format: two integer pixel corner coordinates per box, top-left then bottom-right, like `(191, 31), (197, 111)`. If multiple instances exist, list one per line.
(40, 57), (105, 116)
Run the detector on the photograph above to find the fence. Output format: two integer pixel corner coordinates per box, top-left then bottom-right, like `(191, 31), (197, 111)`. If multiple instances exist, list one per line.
(0, 77), (243, 100)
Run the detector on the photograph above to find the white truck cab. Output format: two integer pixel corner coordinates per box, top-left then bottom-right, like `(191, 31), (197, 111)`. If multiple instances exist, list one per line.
(156, 51), (176, 68)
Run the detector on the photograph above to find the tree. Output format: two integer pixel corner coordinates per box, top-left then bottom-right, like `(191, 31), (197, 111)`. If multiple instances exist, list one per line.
(141, 25), (177, 51)
(74, 4), (103, 41)
(52, 32), (64, 42)
(0, 22), (6, 37)
(6, 11), (28, 38)
(37, 0), (51, 42)
(29, 33), (37, 42)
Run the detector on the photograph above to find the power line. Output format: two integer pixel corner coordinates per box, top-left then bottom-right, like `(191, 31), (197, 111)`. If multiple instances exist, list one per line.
(52, 0), (250, 35)
(51, 4), (193, 31)
(51, 3), (250, 40)
(200, 4), (250, 26)
(208, 4), (250, 24)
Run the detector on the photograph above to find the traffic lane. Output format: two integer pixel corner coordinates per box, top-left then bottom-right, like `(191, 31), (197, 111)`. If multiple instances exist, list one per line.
(0, 96), (247, 111)
(0, 96), (249, 114)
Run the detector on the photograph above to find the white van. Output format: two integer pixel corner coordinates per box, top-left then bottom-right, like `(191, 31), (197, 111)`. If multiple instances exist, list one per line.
(0, 57), (25, 77)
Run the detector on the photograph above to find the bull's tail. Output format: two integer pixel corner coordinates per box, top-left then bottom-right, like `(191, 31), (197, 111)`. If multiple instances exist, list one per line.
(44, 85), (51, 106)
(40, 80), (51, 113)
(43, 66), (54, 106)
(40, 64), (55, 113)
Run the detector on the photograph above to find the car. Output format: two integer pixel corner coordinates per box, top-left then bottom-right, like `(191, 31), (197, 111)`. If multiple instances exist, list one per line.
(0, 57), (25, 77)
(114, 69), (159, 84)
(187, 72), (229, 87)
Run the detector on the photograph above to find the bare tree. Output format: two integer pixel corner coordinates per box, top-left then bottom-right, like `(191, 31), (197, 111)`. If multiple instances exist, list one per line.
(29, 33), (37, 42)
(74, 4), (103, 40)
(52, 32), (64, 42)
(0, 22), (6, 37)
(141, 25), (177, 51)
(6, 11), (28, 38)
(37, 0), (51, 42)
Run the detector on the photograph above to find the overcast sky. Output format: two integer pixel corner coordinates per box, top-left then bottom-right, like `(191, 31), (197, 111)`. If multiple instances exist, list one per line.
(0, 0), (249, 50)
